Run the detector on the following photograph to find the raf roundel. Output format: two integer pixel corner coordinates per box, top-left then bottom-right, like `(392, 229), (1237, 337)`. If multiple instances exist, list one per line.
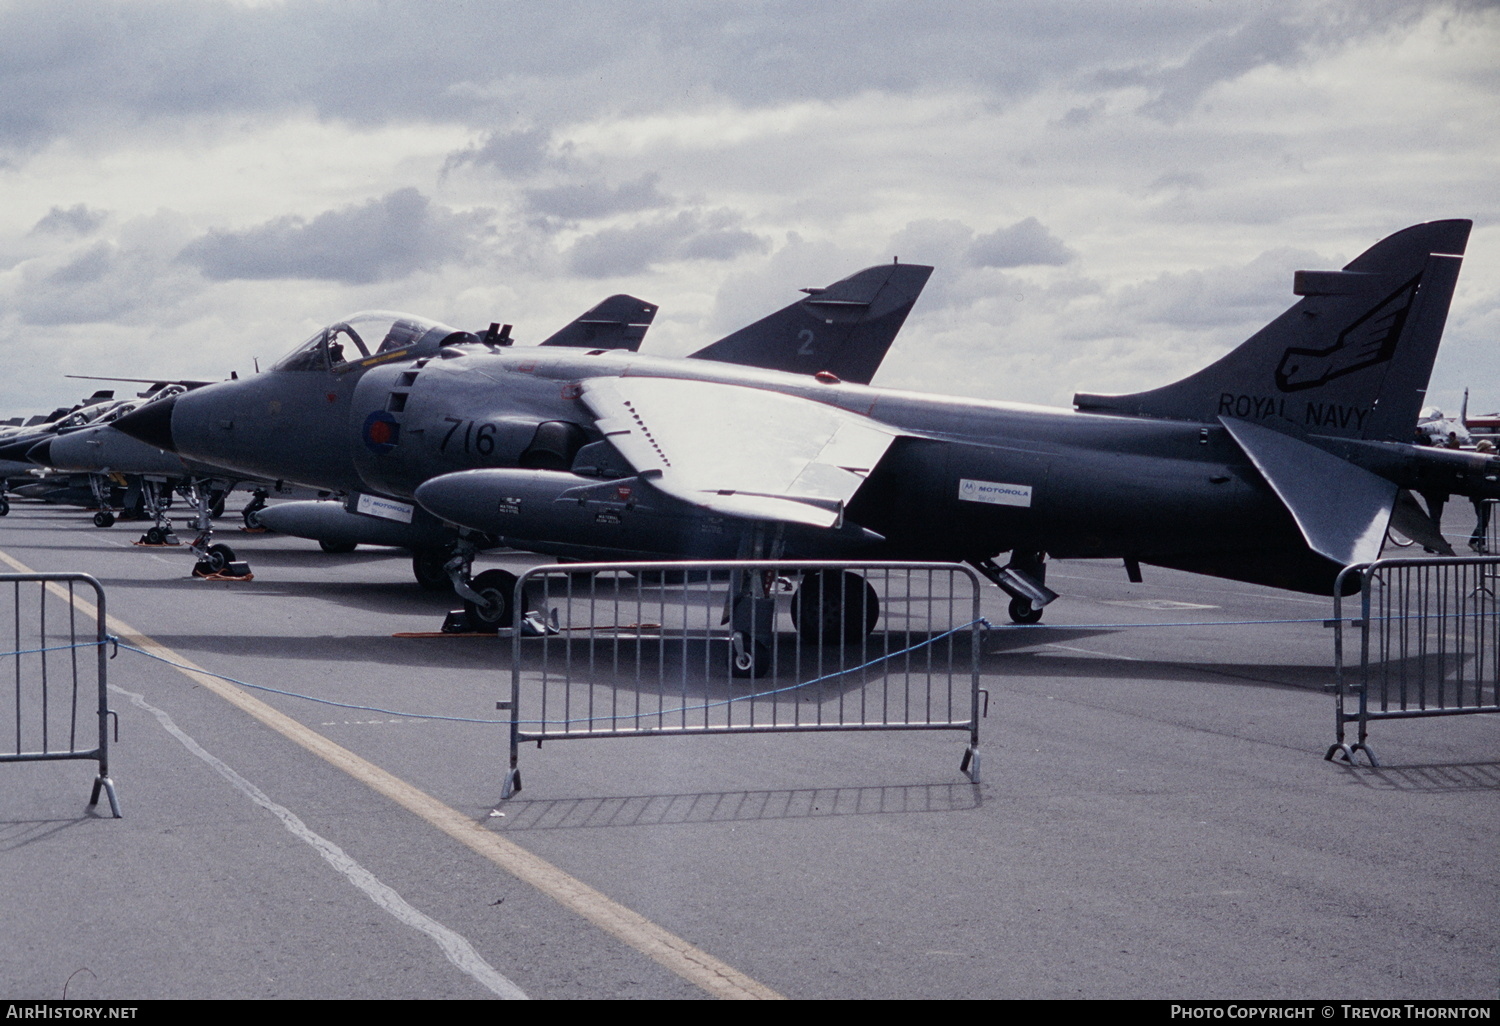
(363, 410), (402, 453)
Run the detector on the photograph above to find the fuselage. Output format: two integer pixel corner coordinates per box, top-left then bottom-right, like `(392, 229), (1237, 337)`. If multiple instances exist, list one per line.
(157, 341), (1308, 575)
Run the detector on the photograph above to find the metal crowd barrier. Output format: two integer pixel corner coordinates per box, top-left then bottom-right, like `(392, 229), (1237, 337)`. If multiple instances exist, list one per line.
(499, 561), (984, 798)
(1328, 555), (1500, 766)
(1, 572), (120, 815)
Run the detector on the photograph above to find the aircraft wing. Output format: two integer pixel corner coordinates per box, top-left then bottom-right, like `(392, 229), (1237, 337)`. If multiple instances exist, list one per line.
(578, 377), (896, 528)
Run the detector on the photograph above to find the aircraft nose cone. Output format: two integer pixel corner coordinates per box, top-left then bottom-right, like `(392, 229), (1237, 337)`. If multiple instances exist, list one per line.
(114, 395), (177, 451)
(25, 438), (52, 466)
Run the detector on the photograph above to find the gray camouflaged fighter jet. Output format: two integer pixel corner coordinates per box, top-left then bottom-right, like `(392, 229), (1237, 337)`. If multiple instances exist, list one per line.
(119, 224), (1495, 670)
(113, 262), (933, 599)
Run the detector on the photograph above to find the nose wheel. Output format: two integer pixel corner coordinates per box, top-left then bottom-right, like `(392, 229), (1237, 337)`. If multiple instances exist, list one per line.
(192, 543), (235, 576)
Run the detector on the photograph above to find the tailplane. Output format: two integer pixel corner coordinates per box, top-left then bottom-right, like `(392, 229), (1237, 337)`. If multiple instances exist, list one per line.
(1074, 220), (1471, 442)
(688, 262), (933, 384)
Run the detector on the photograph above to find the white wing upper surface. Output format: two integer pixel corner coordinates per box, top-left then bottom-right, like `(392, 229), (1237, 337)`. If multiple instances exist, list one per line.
(579, 377), (895, 528)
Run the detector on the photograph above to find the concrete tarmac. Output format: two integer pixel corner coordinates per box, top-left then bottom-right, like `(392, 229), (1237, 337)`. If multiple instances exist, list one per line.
(0, 500), (1495, 1000)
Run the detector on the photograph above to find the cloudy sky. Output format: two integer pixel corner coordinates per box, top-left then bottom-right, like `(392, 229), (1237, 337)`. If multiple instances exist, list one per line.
(2, 0), (1496, 420)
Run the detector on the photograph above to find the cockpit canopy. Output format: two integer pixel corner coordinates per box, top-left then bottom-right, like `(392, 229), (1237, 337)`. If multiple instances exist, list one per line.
(273, 311), (466, 372)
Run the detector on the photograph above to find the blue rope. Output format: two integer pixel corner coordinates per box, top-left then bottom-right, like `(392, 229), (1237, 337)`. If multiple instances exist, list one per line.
(105, 622), (987, 728)
(989, 616), (1338, 629)
(0, 639), (110, 658)
(86, 612), (1421, 729)
(113, 641), (510, 725)
(514, 618), (989, 726)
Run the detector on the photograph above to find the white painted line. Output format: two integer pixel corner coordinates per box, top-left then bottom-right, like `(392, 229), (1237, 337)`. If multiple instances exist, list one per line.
(112, 682), (529, 1000)
(1044, 642), (1146, 662)
(0, 545), (781, 1000)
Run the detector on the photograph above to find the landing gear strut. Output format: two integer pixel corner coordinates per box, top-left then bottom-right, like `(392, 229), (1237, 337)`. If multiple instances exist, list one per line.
(970, 550), (1057, 624)
(728, 568), (777, 678)
(437, 535), (531, 633)
(242, 488), (269, 531)
(87, 474), (117, 528)
(135, 480), (179, 546)
(183, 481), (251, 580)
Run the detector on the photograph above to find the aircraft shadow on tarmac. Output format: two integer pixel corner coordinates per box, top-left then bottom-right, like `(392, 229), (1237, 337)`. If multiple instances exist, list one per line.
(494, 782), (982, 831)
(978, 629), (1336, 692)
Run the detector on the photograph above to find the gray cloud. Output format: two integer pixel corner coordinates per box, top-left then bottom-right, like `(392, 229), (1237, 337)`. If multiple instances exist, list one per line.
(178, 189), (491, 285)
(16, 237), (194, 326)
(1138, 15), (1303, 122)
(525, 174), (671, 220)
(30, 204), (106, 236)
(42, 241), (113, 286)
(0, 1), (1426, 156)
(443, 128), (559, 178)
(1148, 172), (1208, 193)
(1109, 246), (1324, 329)
(969, 218), (1076, 268)
(567, 209), (768, 278)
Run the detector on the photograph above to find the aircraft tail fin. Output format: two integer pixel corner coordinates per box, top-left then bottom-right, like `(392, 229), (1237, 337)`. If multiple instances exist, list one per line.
(537, 294), (657, 351)
(688, 262), (933, 384)
(1074, 220), (1471, 442)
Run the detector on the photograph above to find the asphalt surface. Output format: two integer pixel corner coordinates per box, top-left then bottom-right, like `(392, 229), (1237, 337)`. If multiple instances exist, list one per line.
(1, 498), (1495, 1000)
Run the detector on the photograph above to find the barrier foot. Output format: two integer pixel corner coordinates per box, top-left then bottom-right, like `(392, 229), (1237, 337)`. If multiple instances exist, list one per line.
(500, 767), (522, 800)
(1324, 742), (1380, 767)
(89, 775), (122, 818)
(960, 745), (981, 783)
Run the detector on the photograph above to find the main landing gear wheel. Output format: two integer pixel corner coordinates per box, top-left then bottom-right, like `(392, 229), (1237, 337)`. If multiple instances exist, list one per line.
(319, 539), (358, 554)
(412, 549), (451, 591)
(193, 543), (237, 577)
(93, 511), (115, 528)
(144, 527), (166, 545)
(462, 569), (519, 633)
(0, 495), (9, 516)
(790, 569), (880, 643)
(1008, 597), (1044, 625)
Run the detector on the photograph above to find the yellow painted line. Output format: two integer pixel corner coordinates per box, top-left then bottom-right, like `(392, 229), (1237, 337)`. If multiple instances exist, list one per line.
(0, 547), (781, 1000)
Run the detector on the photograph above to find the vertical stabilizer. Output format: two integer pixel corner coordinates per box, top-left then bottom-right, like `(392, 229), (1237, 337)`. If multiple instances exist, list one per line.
(538, 295), (657, 351)
(688, 262), (933, 384)
(1074, 220), (1471, 441)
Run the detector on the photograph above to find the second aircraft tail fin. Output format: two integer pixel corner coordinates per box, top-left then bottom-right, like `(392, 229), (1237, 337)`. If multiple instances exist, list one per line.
(688, 262), (933, 384)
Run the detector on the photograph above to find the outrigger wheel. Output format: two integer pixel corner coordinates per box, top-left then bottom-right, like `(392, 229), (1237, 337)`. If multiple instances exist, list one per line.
(729, 636), (772, 679)
(319, 539), (358, 554)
